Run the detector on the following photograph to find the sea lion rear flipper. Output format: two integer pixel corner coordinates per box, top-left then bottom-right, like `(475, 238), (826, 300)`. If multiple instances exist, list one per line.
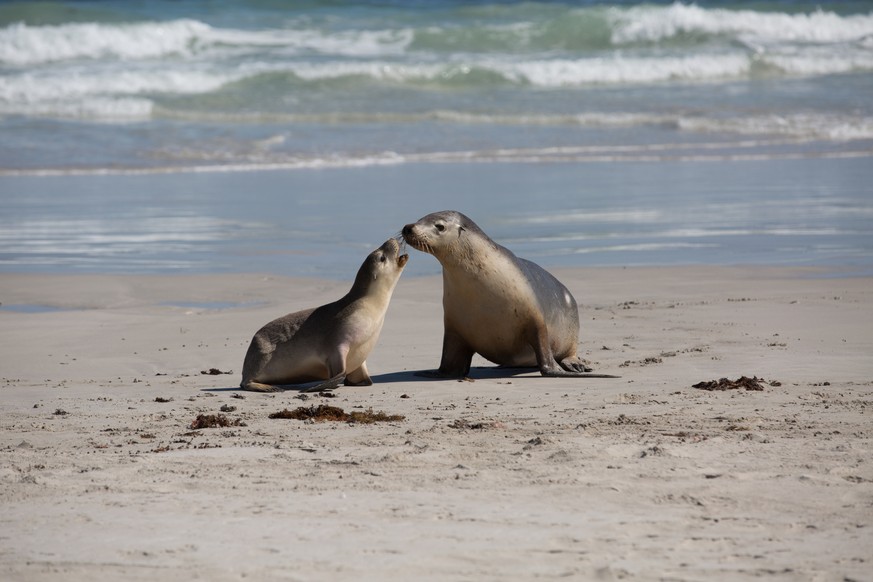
(559, 355), (593, 374)
(532, 330), (619, 378)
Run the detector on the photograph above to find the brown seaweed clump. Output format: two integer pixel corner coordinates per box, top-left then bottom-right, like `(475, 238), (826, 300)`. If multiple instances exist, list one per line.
(269, 405), (404, 424)
(448, 419), (505, 430)
(692, 376), (773, 391)
(189, 414), (244, 429)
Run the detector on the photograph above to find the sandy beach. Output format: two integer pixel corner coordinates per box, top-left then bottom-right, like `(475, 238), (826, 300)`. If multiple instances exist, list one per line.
(1, 266), (871, 581)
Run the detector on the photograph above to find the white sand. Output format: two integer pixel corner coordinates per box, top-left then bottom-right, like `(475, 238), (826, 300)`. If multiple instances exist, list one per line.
(1, 267), (871, 581)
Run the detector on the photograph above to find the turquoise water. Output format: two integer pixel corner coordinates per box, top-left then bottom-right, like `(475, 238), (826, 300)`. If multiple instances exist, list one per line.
(1, 1), (872, 275)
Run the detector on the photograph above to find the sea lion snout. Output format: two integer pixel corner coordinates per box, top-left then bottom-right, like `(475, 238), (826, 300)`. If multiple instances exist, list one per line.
(402, 221), (432, 254)
(401, 223), (422, 250)
(403, 211), (466, 256)
(378, 237), (409, 268)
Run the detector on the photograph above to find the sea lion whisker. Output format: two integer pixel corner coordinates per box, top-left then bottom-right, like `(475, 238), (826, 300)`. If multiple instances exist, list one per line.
(393, 232), (407, 254)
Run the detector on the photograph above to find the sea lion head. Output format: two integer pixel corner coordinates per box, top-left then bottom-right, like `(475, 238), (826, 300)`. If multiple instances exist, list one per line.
(401, 210), (485, 263)
(353, 237), (409, 292)
(381, 236), (409, 270)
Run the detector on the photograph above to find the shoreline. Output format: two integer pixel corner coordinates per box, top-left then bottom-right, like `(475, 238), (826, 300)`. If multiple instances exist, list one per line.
(1, 265), (871, 580)
(0, 263), (868, 309)
(3, 143), (873, 178)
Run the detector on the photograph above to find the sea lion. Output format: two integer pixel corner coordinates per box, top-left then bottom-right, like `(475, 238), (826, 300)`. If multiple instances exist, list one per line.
(240, 238), (408, 392)
(402, 210), (616, 379)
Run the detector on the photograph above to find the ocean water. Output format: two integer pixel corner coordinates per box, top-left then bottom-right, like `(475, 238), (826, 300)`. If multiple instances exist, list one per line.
(1, 0), (872, 277)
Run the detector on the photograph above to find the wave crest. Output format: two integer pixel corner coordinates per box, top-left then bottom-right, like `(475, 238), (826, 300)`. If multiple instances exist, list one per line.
(610, 3), (873, 46)
(0, 19), (413, 66)
(0, 19), (213, 65)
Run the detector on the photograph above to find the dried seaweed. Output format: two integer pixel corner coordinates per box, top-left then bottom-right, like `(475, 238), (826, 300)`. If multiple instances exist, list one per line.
(692, 376), (774, 391)
(269, 404), (404, 423)
(448, 419), (504, 430)
(189, 413), (244, 429)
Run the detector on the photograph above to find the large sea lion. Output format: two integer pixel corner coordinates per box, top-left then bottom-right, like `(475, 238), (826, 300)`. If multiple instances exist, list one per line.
(240, 238), (408, 392)
(402, 211), (616, 379)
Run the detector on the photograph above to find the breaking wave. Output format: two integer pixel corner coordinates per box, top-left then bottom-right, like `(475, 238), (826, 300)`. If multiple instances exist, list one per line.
(2, 1), (871, 171)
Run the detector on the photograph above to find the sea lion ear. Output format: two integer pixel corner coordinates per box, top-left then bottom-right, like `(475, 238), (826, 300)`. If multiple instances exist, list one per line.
(458, 225), (466, 238)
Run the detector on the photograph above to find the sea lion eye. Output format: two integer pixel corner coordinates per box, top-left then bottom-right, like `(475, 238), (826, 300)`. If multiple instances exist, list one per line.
(380, 255), (386, 262)
(435, 223), (445, 232)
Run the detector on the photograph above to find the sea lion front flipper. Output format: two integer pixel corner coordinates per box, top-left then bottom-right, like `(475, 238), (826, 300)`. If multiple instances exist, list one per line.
(344, 362), (373, 386)
(301, 343), (351, 392)
(240, 380), (283, 392)
(301, 373), (346, 393)
(434, 327), (475, 378)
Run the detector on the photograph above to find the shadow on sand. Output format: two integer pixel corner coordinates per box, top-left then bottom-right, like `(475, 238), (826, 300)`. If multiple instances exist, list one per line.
(201, 366), (541, 393)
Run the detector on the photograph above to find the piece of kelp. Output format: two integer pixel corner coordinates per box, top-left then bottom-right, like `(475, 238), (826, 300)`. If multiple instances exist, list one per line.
(692, 376), (777, 391)
(269, 404), (404, 423)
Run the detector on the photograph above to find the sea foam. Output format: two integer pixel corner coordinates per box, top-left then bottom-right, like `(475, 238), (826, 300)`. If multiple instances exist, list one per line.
(0, 19), (412, 66)
(610, 3), (873, 46)
(0, 20), (214, 65)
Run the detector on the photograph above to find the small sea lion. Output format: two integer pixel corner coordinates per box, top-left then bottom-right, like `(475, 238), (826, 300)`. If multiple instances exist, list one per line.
(240, 238), (408, 392)
(402, 210), (616, 379)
